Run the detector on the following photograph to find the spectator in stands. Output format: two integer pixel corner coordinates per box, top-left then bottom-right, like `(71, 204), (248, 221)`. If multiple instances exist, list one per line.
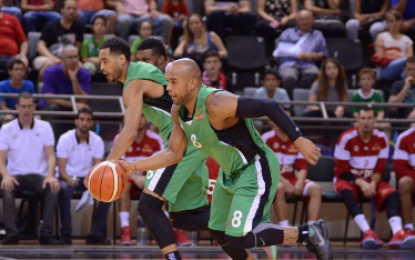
(202, 51), (229, 91)
(204, 0), (257, 40)
(162, 0), (188, 29)
(174, 13), (227, 65)
(57, 108), (111, 245)
(352, 68), (391, 138)
(42, 45), (90, 111)
(304, 0), (346, 38)
(303, 58), (347, 118)
(0, 59), (35, 123)
(21, 0), (62, 33)
(0, 92), (59, 245)
(255, 0), (298, 54)
(118, 115), (164, 245)
(136, 38), (168, 72)
(0, 1), (28, 70)
(81, 15), (109, 75)
(34, 0), (83, 81)
(346, 0), (389, 42)
(254, 69), (290, 108)
(77, 0), (116, 34)
(375, 10), (413, 80)
(131, 20), (153, 62)
(110, 0), (172, 45)
(275, 10), (327, 97)
(391, 0), (415, 46)
(334, 107), (415, 249)
(262, 111), (322, 234)
(1, 0), (21, 20)
(393, 125), (415, 235)
(389, 57), (415, 118)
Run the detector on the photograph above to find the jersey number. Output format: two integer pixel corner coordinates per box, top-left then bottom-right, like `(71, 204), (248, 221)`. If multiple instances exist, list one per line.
(208, 179), (216, 195)
(191, 134), (202, 148)
(232, 210), (243, 228)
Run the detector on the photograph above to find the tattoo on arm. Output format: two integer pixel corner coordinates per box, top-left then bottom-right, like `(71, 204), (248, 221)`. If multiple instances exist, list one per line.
(207, 109), (216, 119)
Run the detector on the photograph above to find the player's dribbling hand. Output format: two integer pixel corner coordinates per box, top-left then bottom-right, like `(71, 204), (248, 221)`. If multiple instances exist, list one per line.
(294, 137), (321, 165)
(1, 176), (19, 191)
(112, 160), (135, 175)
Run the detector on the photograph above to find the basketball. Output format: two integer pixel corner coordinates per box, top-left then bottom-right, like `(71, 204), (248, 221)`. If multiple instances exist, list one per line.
(86, 161), (127, 203)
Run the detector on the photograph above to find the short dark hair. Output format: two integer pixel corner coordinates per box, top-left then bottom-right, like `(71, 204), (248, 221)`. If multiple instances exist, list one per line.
(203, 50), (220, 62)
(358, 106), (376, 116)
(92, 15), (106, 25)
(405, 57), (415, 68)
(263, 69), (281, 81)
(100, 37), (131, 62)
(137, 38), (166, 59)
(17, 91), (34, 104)
(7, 59), (26, 70)
(62, 0), (76, 8)
(77, 108), (93, 119)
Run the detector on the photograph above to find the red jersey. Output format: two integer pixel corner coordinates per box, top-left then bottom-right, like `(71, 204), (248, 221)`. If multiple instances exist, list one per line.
(262, 129), (307, 179)
(206, 157), (219, 203)
(162, 1), (189, 17)
(0, 13), (27, 56)
(393, 127), (415, 179)
(334, 127), (388, 180)
(114, 130), (163, 162)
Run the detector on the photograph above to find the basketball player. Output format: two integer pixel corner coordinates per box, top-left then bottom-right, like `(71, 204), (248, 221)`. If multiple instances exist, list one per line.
(123, 38), (276, 260)
(99, 37), (264, 260)
(115, 59), (333, 260)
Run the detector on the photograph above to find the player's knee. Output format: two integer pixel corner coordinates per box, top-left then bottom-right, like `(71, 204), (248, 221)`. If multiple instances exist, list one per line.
(308, 184), (322, 197)
(210, 229), (227, 245)
(398, 177), (414, 194)
(225, 234), (251, 249)
(137, 193), (164, 232)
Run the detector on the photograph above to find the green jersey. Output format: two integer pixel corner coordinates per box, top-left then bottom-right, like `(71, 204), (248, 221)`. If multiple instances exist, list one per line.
(178, 85), (272, 176)
(81, 36), (109, 58)
(124, 62), (172, 140)
(351, 89), (384, 114)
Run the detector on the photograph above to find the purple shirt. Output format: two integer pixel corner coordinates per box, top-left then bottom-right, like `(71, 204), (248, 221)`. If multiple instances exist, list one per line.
(42, 64), (91, 107)
(277, 27), (328, 69)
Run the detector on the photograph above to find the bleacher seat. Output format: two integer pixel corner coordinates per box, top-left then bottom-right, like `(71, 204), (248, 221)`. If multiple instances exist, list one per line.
(28, 32), (41, 62)
(226, 36), (267, 91)
(242, 87), (257, 97)
(292, 89), (310, 116)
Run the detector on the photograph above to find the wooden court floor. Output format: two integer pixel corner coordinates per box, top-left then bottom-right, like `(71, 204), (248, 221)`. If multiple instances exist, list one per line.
(0, 241), (414, 259)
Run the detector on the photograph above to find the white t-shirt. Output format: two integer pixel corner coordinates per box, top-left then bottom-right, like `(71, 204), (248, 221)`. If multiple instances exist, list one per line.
(56, 129), (104, 178)
(378, 31), (413, 53)
(0, 118), (55, 176)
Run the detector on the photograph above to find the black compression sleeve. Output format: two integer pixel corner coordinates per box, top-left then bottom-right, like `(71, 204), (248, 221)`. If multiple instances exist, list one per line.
(235, 97), (302, 142)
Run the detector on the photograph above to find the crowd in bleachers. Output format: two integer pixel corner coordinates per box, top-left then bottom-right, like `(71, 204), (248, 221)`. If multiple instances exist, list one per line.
(1, 0), (415, 250)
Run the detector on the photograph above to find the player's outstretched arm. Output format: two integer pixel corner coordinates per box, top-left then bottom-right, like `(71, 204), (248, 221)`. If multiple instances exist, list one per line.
(107, 79), (164, 160)
(115, 104), (188, 173)
(206, 92), (321, 165)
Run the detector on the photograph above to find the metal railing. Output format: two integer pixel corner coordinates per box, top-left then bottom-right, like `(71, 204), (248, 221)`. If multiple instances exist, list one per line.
(0, 93), (414, 125)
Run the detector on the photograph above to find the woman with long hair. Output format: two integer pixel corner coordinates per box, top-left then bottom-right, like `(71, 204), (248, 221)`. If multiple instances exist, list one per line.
(375, 10), (413, 79)
(173, 13), (227, 63)
(304, 58), (348, 118)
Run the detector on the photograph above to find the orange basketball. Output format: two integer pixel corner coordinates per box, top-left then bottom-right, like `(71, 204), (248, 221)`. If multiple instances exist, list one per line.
(86, 161), (127, 202)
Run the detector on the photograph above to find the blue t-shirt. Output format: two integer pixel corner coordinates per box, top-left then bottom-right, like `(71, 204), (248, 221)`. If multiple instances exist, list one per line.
(0, 80), (35, 109)
(391, 0), (415, 20)
(42, 64), (91, 107)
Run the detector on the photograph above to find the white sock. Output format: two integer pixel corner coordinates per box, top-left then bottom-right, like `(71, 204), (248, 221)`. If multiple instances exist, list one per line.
(405, 223), (414, 230)
(389, 216), (403, 235)
(119, 211), (130, 228)
(279, 220), (289, 227)
(354, 214), (370, 232)
(307, 220), (314, 226)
